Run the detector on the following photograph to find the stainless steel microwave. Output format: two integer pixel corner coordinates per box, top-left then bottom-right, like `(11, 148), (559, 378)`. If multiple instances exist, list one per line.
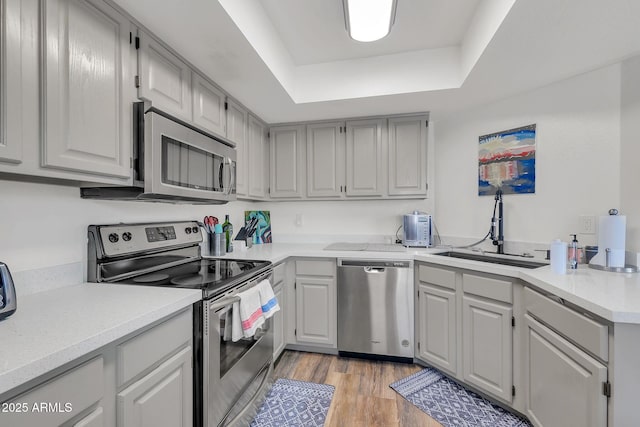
(82, 102), (236, 204)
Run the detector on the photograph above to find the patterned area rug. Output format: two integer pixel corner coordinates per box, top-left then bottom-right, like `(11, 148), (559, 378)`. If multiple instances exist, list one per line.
(390, 368), (532, 427)
(251, 379), (335, 427)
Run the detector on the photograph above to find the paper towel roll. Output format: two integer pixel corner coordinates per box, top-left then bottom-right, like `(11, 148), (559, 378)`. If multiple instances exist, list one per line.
(591, 214), (626, 268)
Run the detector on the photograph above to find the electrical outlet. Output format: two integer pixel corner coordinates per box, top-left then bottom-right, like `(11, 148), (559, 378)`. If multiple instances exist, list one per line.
(295, 213), (303, 227)
(579, 215), (596, 234)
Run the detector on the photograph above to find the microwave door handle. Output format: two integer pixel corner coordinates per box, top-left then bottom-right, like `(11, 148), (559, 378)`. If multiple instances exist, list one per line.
(225, 157), (235, 195)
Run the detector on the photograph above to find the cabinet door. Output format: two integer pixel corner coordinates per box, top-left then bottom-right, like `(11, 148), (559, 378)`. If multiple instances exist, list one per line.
(417, 283), (457, 375)
(273, 283), (285, 359)
(388, 116), (428, 196)
(270, 125), (305, 198)
(192, 72), (226, 138)
(462, 294), (513, 403)
(226, 99), (248, 196)
(247, 114), (268, 199)
(345, 118), (383, 196)
(295, 276), (336, 347)
(306, 122), (344, 198)
(74, 406), (104, 427)
(0, 0), (24, 164)
(118, 346), (192, 427)
(42, 0), (132, 178)
(525, 315), (607, 427)
(138, 30), (192, 121)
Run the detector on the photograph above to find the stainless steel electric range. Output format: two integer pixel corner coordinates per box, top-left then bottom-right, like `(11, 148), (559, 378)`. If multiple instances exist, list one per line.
(87, 221), (273, 427)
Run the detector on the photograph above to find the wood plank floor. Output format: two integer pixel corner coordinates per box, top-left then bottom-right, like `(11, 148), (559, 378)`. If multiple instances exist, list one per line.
(273, 350), (442, 427)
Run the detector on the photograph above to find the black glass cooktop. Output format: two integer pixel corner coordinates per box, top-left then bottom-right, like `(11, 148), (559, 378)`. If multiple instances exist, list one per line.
(114, 258), (270, 298)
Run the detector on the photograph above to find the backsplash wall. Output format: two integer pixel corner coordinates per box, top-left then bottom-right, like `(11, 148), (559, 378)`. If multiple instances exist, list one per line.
(433, 63), (622, 248)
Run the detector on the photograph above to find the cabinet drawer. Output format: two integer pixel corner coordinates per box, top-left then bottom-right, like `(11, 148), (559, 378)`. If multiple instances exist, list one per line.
(4, 357), (103, 427)
(273, 262), (286, 284)
(296, 259), (335, 277)
(462, 273), (512, 304)
(524, 287), (608, 361)
(418, 264), (456, 290)
(117, 308), (192, 387)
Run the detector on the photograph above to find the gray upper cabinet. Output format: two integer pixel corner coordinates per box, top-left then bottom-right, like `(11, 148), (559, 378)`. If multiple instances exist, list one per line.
(388, 115), (428, 196)
(137, 30), (192, 122)
(192, 71), (226, 138)
(0, 0), (24, 164)
(226, 99), (248, 197)
(306, 122), (345, 198)
(270, 125), (306, 198)
(42, 0), (133, 178)
(248, 114), (269, 199)
(345, 118), (383, 197)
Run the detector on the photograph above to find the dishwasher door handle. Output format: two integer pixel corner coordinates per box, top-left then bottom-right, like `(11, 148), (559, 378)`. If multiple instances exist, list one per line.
(364, 267), (386, 273)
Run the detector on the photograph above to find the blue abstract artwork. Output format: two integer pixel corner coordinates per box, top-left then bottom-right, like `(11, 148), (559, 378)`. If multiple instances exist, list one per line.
(478, 124), (536, 196)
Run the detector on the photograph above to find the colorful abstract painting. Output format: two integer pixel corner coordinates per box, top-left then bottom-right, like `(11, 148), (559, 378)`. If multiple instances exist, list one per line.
(245, 211), (272, 244)
(478, 124), (536, 196)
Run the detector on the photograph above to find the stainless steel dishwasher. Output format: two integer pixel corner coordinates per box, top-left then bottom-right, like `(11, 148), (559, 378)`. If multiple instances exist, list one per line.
(337, 259), (414, 360)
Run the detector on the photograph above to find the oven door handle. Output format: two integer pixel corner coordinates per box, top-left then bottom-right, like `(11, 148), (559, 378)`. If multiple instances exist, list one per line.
(211, 295), (240, 311)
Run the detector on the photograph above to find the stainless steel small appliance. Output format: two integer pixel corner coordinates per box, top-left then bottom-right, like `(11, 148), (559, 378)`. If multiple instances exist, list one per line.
(82, 102), (236, 204)
(402, 211), (433, 247)
(337, 259), (414, 360)
(0, 262), (17, 320)
(87, 221), (273, 426)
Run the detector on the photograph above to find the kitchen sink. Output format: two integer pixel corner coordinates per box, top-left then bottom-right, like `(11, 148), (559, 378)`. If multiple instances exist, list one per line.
(434, 251), (547, 269)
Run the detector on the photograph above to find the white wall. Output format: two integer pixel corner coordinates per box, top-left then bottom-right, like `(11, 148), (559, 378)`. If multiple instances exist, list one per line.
(620, 56), (640, 253)
(0, 179), (432, 273)
(433, 63), (622, 248)
(0, 180), (252, 272)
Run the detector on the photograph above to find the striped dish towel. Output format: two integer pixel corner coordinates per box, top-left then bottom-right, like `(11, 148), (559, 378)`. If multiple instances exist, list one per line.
(233, 286), (265, 341)
(257, 279), (280, 319)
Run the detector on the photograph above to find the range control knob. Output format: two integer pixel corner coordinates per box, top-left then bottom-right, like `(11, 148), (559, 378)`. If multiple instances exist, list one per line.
(185, 227), (192, 234)
(192, 226), (199, 233)
(108, 233), (119, 243)
(122, 232), (132, 242)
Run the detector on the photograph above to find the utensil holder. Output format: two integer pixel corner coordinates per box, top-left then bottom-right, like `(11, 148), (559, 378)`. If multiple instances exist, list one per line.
(210, 233), (226, 256)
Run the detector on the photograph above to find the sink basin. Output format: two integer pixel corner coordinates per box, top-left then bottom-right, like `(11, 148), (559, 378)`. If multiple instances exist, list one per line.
(434, 251), (547, 269)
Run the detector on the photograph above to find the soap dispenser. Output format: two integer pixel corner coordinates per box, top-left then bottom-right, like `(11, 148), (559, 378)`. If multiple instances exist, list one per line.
(569, 234), (579, 270)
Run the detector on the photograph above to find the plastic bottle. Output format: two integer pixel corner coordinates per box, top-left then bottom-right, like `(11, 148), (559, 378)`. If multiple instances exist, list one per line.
(222, 214), (233, 253)
(550, 239), (568, 274)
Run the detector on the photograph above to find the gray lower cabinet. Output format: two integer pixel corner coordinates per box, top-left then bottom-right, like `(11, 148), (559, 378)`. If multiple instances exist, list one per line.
(525, 315), (607, 427)
(117, 346), (192, 427)
(416, 282), (457, 376)
(0, 307), (193, 427)
(2, 356), (105, 427)
(462, 293), (513, 403)
(73, 406), (105, 427)
(294, 259), (337, 348)
(272, 262), (287, 360)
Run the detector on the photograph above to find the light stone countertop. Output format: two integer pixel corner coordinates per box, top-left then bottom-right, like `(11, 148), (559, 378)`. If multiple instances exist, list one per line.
(0, 283), (201, 396)
(214, 242), (640, 324)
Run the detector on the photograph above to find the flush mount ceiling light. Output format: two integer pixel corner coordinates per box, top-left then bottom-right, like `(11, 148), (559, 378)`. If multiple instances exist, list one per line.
(343, 0), (398, 42)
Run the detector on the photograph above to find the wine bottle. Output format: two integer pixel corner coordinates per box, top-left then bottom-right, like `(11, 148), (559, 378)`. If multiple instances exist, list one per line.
(222, 214), (233, 253)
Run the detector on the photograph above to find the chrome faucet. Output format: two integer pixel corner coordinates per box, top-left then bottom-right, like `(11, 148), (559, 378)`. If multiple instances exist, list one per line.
(490, 189), (504, 254)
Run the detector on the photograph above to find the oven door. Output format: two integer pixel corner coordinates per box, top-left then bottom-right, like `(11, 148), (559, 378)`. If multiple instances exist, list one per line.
(202, 285), (273, 426)
(143, 106), (236, 203)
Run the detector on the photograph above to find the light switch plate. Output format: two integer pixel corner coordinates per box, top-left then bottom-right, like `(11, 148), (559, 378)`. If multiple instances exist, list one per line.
(579, 215), (596, 234)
